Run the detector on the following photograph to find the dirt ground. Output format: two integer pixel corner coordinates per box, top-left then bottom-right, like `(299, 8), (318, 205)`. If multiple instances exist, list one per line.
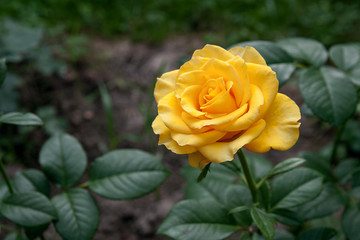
(4, 35), (332, 240)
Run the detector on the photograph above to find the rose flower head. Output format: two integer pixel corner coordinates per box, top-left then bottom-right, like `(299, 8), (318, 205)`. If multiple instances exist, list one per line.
(152, 44), (301, 169)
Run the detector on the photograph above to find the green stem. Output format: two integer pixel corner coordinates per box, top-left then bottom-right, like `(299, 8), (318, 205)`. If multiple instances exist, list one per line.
(237, 149), (258, 204)
(330, 123), (345, 164)
(0, 155), (14, 194)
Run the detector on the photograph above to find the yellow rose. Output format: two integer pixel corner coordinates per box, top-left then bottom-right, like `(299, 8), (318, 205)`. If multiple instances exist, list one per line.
(152, 44), (301, 168)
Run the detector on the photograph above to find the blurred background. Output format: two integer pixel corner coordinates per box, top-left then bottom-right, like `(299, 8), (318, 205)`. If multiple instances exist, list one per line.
(1, 0), (360, 239)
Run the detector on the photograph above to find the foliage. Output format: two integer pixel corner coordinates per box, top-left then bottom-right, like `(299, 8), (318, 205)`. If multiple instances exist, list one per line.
(0, 0), (359, 45)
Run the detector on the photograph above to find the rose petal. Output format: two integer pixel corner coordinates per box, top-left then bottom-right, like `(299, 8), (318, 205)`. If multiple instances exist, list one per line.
(180, 85), (205, 117)
(221, 84), (264, 131)
(152, 116), (197, 154)
(176, 70), (206, 98)
(201, 58), (245, 106)
(154, 70), (178, 103)
(171, 129), (226, 147)
(198, 119), (266, 163)
(193, 44), (234, 61)
(246, 63), (279, 119)
(227, 56), (251, 106)
(188, 152), (210, 169)
(158, 92), (209, 133)
(229, 46), (267, 65)
(245, 93), (301, 152)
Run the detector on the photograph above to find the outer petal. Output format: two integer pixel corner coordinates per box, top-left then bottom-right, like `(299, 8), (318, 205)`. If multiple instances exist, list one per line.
(193, 44), (234, 61)
(171, 130), (226, 147)
(158, 92), (208, 133)
(246, 63), (279, 119)
(198, 119), (266, 163)
(152, 116), (197, 154)
(154, 70), (178, 103)
(229, 46), (267, 65)
(245, 93), (301, 152)
(188, 152), (210, 169)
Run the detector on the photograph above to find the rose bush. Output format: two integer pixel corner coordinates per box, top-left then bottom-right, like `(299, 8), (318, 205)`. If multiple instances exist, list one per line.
(152, 44), (301, 168)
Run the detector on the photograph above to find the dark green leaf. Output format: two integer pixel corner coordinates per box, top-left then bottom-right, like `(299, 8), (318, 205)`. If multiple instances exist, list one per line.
(24, 223), (49, 240)
(270, 63), (296, 86)
(52, 188), (99, 240)
(271, 168), (323, 209)
(13, 169), (51, 197)
(0, 58), (6, 88)
(0, 191), (56, 227)
(299, 67), (357, 126)
(225, 185), (252, 226)
(297, 183), (345, 220)
(277, 38), (328, 67)
(2, 19), (43, 54)
(0, 73), (23, 112)
(245, 154), (273, 180)
(342, 203), (360, 240)
(250, 207), (275, 240)
(231, 41), (293, 64)
(348, 63), (360, 86)
(300, 152), (333, 181)
(297, 227), (337, 240)
(197, 163), (211, 182)
(4, 233), (29, 240)
(39, 133), (87, 188)
(229, 205), (251, 214)
(329, 44), (360, 71)
(158, 199), (238, 240)
(89, 149), (169, 200)
(0, 112), (43, 126)
(271, 209), (301, 227)
(182, 163), (237, 183)
(334, 158), (360, 183)
(273, 229), (295, 240)
(268, 158), (306, 177)
(258, 181), (271, 211)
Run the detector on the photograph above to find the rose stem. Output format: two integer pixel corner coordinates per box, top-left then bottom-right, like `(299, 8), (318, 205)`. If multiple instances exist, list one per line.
(238, 149), (258, 204)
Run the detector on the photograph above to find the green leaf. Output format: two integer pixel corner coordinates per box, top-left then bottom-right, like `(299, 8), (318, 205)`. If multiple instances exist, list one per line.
(299, 66), (357, 126)
(271, 209), (301, 227)
(334, 158), (360, 183)
(0, 112), (43, 126)
(231, 41), (293, 64)
(225, 185), (252, 226)
(245, 154), (273, 180)
(2, 19), (43, 54)
(300, 152), (333, 181)
(0, 191), (56, 227)
(271, 168), (323, 209)
(39, 133), (87, 188)
(277, 38), (328, 67)
(13, 169), (51, 197)
(0, 58), (6, 88)
(158, 199), (238, 240)
(0, 73), (23, 112)
(229, 205), (251, 214)
(89, 149), (169, 200)
(250, 207), (275, 240)
(297, 227), (337, 240)
(183, 163), (239, 204)
(4, 233), (29, 240)
(342, 203), (360, 240)
(24, 223), (49, 240)
(329, 44), (360, 71)
(52, 188), (99, 240)
(268, 158), (306, 177)
(297, 183), (345, 220)
(269, 63), (296, 87)
(273, 229), (295, 240)
(197, 162), (211, 182)
(348, 63), (360, 86)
